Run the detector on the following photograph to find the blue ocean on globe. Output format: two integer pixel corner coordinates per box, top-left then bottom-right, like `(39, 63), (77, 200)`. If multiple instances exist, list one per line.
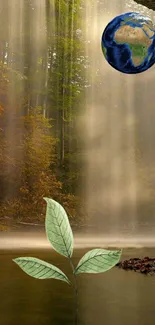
(101, 12), (155, 74)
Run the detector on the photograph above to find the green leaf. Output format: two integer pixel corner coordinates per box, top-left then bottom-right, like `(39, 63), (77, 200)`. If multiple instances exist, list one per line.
(44, 198), (74, 258)
(13, 257), (70, 284)
(75, 249), (122, 275)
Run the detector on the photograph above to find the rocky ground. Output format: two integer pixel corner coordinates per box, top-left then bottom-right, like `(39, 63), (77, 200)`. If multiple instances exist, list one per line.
(116, 257), (155, 275)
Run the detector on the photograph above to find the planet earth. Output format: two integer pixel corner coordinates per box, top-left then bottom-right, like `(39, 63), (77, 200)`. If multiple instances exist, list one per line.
(101, 12), (155, 74)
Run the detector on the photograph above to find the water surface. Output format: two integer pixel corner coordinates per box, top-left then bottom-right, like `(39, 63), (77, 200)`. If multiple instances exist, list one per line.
(1, 247), (155, 325)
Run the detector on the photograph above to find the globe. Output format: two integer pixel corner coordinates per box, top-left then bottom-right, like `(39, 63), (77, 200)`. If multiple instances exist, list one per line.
(101, 12), (155, 74)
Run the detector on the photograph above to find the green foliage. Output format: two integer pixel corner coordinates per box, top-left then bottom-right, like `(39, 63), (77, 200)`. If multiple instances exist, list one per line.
(0, 0), (85, 227)
(44, 198), (74, 258)
(47, 0), (86, 196)
(0, 0), (86, 227)
(75, 249), (122, 274)
(13, 257), (70, 283)
(0, 109), (59, 219)
(13, 199), (122, 325)
(18, 108), (61, 217)
(0, 108), (78, 223)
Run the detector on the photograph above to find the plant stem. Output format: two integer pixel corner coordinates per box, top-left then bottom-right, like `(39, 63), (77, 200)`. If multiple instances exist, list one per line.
(69, 258), (78, 325)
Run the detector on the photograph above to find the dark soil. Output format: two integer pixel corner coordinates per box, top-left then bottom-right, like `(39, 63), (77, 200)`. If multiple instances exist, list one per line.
(116, 257), (155, 275)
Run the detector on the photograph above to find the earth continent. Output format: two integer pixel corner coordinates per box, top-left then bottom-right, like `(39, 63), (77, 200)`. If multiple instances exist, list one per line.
(101, 12), (155, 74)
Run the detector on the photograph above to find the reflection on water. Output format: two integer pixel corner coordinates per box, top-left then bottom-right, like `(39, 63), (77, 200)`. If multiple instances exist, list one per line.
(1, 248), (155, 325)
(2, 233), (155, 249)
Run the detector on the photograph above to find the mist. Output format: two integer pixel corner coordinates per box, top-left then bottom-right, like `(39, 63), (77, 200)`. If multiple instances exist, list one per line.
(80, 0), (155, 238)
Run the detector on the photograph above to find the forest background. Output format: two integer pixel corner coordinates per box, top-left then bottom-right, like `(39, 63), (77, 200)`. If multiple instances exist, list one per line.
(0, 0), (92, 231)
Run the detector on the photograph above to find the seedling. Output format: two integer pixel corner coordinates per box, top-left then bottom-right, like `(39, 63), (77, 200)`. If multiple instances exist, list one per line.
(13, 198), (122, 325)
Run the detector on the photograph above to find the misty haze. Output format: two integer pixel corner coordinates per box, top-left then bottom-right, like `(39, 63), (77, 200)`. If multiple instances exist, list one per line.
(1, 1), (155, 325)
